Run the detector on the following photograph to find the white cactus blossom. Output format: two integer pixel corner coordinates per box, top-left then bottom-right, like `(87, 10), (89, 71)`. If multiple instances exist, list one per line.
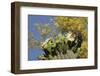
(41, 38), (52, 47)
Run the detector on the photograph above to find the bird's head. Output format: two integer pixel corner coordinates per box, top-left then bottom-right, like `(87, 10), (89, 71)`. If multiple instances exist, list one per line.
(65, 31), (76, 42)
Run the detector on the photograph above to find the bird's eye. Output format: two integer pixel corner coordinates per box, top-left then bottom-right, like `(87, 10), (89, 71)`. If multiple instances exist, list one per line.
(50, 40), (53, 43)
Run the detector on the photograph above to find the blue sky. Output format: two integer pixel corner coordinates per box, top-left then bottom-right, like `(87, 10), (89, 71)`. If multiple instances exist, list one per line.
(28, 15), (55, 60)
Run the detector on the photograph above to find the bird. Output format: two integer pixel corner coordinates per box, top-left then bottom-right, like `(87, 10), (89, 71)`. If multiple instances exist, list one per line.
(65, 31), (83, 53)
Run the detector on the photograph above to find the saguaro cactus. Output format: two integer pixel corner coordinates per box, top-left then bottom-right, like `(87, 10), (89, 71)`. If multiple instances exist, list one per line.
(38, 31), (83, 60)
